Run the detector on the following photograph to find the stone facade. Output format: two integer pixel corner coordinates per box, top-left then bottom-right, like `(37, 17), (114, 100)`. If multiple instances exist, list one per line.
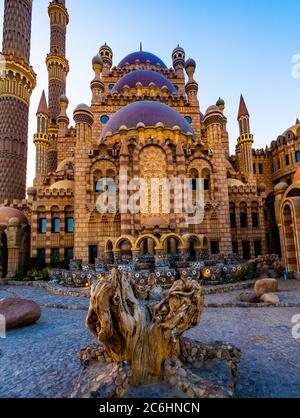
(0, 0), (300, 276)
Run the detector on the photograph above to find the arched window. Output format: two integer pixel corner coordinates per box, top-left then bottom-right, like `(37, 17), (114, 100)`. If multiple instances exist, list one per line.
(107, 169), (117, 193)
(251, 202), (259, 228)
(93, 170), (103, 192)
(295, 151), (300, 163)
(229, 203), (236, 228)
(189, 168), (199, 191)
(202, 168), (211, 192)
(38, 218), (47, 234)
(240, 203), (248, 228)
(52, 217), (61, 233)
(66, 217), (74, 233)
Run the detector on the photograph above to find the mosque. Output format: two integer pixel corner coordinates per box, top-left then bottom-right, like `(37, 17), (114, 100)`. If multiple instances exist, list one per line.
(0, 0), (299, 277)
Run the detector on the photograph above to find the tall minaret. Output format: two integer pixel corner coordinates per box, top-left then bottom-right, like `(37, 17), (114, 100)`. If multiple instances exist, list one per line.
(46, 0), (69, 172)
(236, 95), (255, 181)
(0, 0), (36, 200)
(33, 91), (50, 183)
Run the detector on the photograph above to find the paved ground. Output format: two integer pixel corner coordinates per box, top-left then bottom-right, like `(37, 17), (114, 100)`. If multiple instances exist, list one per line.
(0, 282), (300, 398)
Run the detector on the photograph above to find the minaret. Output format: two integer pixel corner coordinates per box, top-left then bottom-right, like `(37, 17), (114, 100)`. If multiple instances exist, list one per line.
(172, 45), (185, 95)
(0, 0), (36, 200)
(46, 0), (69, 172)
(185, 58), (199, 105)
(99, 43), (113, 77)
(236, 95), (254, 180)
(33, 91), (50, 183)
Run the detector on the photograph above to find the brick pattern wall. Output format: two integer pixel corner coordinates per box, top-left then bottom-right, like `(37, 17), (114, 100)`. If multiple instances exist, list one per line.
(2, 0), (32, 63)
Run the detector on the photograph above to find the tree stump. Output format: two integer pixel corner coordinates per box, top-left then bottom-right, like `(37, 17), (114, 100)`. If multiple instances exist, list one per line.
(86, 269), (205, 386)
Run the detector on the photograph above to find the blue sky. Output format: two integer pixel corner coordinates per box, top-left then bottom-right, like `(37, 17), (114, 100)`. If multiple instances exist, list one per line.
(0, 0), (300, 186)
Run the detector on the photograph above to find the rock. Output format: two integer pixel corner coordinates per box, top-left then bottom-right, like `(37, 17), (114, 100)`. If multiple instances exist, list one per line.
(178, 368), (187, 378)
(254, 279), (278, 297)
(237, 292), (260, 303)
(191, 347), (198, 357)
(0, 298), (41, 330)
(193, 388), (206, 398)
(260, 293), (280, 304)
(168, 376), (177, 386)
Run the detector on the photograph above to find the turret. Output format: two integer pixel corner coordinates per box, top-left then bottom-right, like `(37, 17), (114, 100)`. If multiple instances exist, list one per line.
(172, 45), (185, 79)
(91, 55), (104, 104)
(99, 43), (113, 77)
(34, 91), (50, 182)
(185, 58), (198, 105)
(236, 95), (254, 180)
(46, 0), (69, 172)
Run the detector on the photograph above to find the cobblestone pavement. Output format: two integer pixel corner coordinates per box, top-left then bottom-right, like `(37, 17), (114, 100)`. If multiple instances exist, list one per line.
(0, 284), (300, 398)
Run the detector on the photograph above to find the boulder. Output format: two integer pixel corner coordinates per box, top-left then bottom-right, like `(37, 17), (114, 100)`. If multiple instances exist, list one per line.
(0, 298), (41, 330)
(237, 292), (260, 303)
(260, 293), (280, 305)
(254, 279), (278, 297)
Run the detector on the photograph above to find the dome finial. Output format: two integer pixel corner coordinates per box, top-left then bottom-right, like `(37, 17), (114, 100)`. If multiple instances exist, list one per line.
(140, 42), (143, 52)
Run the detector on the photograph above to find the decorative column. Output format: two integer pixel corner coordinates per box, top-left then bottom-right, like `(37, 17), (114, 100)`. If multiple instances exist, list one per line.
(6, 218), (22, 277)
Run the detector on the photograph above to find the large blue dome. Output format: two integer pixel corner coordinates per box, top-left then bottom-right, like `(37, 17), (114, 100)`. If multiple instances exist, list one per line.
(118, 51), (167, 69)
(112, 70), (176, 93)
(101, 101), (195, 139)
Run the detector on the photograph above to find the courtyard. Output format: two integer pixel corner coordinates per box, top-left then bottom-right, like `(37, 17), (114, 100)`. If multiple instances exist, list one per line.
(0, 280), (300, 398)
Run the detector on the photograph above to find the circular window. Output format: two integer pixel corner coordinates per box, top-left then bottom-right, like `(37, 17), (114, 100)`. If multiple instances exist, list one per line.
(185, 115), (192, 124)
(108, 84), (114, 91)
(174, 85), (179, 91)
(100, 115), (110, 124)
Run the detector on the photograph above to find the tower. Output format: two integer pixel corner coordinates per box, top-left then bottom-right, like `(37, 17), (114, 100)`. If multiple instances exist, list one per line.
(236, 95), (254, 180)
(204, 105), (232, 255)
(46, 0), (69, 172)
(172, 45), (185, 95)
(0, 0), (36, 200)
(33, 91), (50, 183)
(185, 58), (199, 105)
(99, 43), (113, 77)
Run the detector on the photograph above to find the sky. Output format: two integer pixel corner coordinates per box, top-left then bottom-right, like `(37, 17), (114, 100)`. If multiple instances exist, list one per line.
(0, 0), (300, 187)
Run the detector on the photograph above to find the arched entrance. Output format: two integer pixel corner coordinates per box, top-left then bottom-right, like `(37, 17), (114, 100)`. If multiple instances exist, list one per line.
(283, 204), (297, 271)
(120, 240), (132, 261)
(0, 230), (8, 278)
(106, 240), (114, 263)
(136, 235), (160, 256)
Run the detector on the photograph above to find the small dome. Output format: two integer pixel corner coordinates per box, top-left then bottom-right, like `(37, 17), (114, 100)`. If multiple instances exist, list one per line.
(185, 58), (196, 69)
(100, 101), (195, 140)
(216, 97), (225, 107)
(74, 103), (91, 112)
(293, 167), (300, 183)
(0, 207), (28, 226)
(205, 105), (222, 115)
(50, 180), (74, 191)
(172, 45), (185, 55)
(60, 95), (69, 105)
(100, 43), (112, 52)
(228, 178), (245, 187)
(283, 121), (300, 136)
(274, 182), (289, 192)
(118, 51), (167, 68)
(92, 54), (103, 65)
(112, 70), (176, 93)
